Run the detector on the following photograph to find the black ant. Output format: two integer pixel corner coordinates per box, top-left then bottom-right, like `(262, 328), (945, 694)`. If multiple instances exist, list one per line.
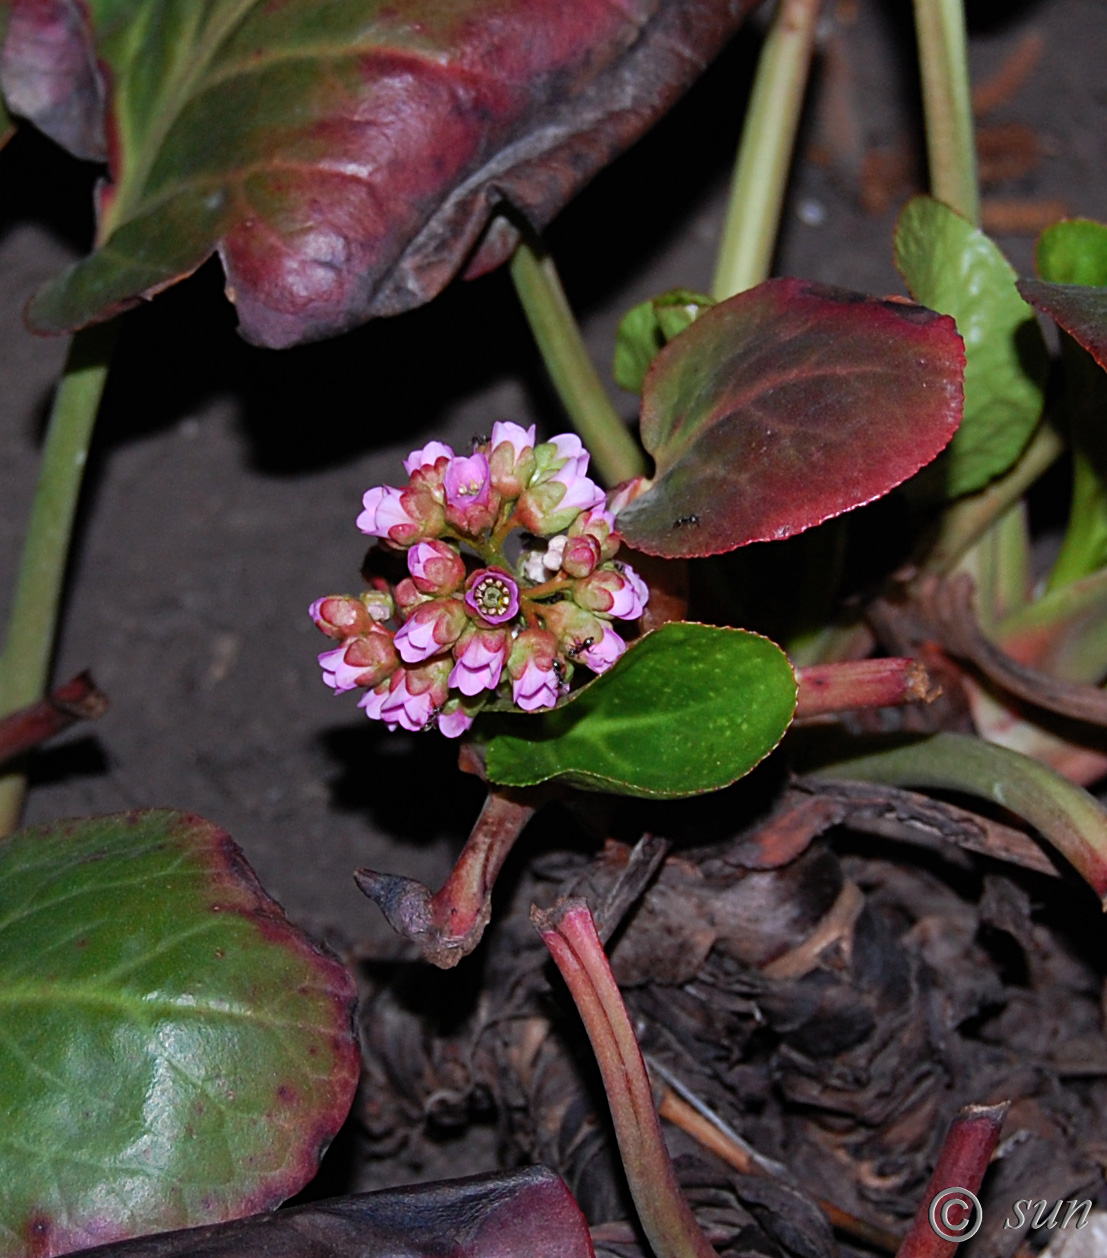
(567, 637), (594, 660)
(672, 514), (700, 529)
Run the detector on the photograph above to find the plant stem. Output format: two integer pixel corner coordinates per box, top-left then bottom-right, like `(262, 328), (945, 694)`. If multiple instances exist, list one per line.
(509, 238), (646, 487)
(712, 0), (822, 300)
(533, 899), (718, 1258)
(0, 320), (118, 835)
(913, 0), (979, 224)
(920, 422), (1064, 577)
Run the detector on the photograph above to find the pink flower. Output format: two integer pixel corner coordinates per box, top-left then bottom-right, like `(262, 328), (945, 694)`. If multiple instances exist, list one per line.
(358, 683), (391, 721)
(560, 535), (601, 578)
(407, 539), (465, 595)
(512, 656), (561, 711)
(380, 672), (437, 731)
(569, 506), (621, 560)
(318, 627), (399, 692)
(376, 661), (451, 732)
(443, 452), (498, 534)
(394, 598), (467, 663)
(464, 567), (520, 626)
(549, 462), (605, 516)
(449, 629), (507, 696)
(514, 433), (606, 535)
(574, 565), (649, 620)
(491, 421), (536, 460)
(403, 441), (454, 476)
(357, 485), (417, 539)
(309, 595), (372, 640)
(437, 702), (476, 738)
(580, 624), (626, 673)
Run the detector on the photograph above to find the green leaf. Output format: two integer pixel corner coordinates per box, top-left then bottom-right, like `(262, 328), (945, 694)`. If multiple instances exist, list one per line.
(485, 622), (797, 797)
(613, 289), (714, 394)
(0, 810), (360, 1258)
(1037, 218), (1107, 287)
(895, 195), (1047, 498)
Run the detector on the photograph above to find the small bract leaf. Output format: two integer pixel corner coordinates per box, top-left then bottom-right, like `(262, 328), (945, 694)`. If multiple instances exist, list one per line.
(1036, 218), (1107, 287)
(615, 278), (963, 558)
(895, 195), (1047, 498)
(2, 0), (758, 347)
(0, 810), (360, 1258)
(613, 289), (714, 394)
(1018, 279), (1107, 373)
(485, 622), (797, 797)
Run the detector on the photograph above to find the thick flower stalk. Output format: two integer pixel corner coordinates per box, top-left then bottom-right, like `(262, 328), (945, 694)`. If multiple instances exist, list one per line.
(310, 424), (649, 736)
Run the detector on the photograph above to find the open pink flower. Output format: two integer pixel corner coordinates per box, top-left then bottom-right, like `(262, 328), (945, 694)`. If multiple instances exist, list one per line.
(449, 629), (507, 696)
(464, 567), (520, 625)
(444, 451), (498, 534)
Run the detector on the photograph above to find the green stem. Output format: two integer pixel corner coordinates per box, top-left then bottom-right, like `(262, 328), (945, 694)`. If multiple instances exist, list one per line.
(711, 0), (822, 300)
(920, 422), (1064, 577)
(0, 320), (118, 834)
(509, 238), (646, 487)
(913, 0), (980, 224)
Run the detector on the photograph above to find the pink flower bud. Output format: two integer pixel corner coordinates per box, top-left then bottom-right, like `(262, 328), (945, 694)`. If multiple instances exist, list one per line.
(560, 535), (601, 578)
(407, 539), (466, 595)
(569, 507), (621, 561)
(489, 421), (537, 497)
(443, 452), (499, 535)
(394, 578), (430, 614)
(464, 567), (520, 626)
(309, 595), (373, 640)
(449, 627), (508, 696)
(572, 565), (649, 621)
(377, 662), (449, 732)
(403, 441), (454, 476)
(437, 700), (477, 739)
(508, 628), (562, 712)
(394, 598), (468, 663)
(580, 624), (626, 673)
(318, 625), (399, 692)
(514, 434), (606, 536)
(540, 600), (606, 660)
(357, 484), (442, 545)
(361, 587), (395, 622)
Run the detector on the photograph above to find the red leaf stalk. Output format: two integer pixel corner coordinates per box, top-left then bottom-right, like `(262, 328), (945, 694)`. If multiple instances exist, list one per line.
(794, 658), (937, 718)
(0, 671), (109, 768)
(532, 898), (717, 1258)
(896, 1100), (1009, 1258)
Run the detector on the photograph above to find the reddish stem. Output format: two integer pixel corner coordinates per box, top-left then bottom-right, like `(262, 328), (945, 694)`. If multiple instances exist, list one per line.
(0, 671), (109, 768)
(896, 1101), (1009, 1258)
(794, 658), (937, 718)
(356, 786), (539, 968)
(533, 898), (717, 1258)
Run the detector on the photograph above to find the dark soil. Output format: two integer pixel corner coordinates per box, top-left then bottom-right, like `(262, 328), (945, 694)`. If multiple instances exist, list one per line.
(3, 0), (1107, 1225)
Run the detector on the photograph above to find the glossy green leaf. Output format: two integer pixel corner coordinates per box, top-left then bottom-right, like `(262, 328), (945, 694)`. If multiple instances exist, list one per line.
(615, 278), (964, 558)
(613, 289), (714, 394)
(895, 195), (1047, 498)
(2, 0), (756, 347)
(0, 810), (360, 1258)
(1037, 218), (1107, 287)
(485, 622), (797, 797)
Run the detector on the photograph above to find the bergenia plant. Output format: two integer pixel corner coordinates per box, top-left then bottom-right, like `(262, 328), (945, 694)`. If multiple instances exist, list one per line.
(310, 425), (647, 737)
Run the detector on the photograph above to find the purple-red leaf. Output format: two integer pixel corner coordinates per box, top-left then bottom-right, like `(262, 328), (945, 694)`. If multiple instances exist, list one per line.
(615, 279), (964, 558)
(1018, 278), (1107, 371)
(1, 0), (758, 348)
(51, 1170), (594, 1258)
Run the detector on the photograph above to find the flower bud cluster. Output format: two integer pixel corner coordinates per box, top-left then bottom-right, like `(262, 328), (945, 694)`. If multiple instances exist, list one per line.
(311, 423), (649, 736)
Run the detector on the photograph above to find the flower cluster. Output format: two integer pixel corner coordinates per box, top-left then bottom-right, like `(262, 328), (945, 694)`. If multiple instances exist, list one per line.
(311, 424), (649, 737)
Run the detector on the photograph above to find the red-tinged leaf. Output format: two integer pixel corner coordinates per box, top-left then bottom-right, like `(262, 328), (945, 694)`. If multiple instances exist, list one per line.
(1, 0), (758, 349)
(42, 1170), (594, 1258)
(0, 810), (360, 1257)
(1018, 278), (1107, 371)
(615, 279), (965, 559)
